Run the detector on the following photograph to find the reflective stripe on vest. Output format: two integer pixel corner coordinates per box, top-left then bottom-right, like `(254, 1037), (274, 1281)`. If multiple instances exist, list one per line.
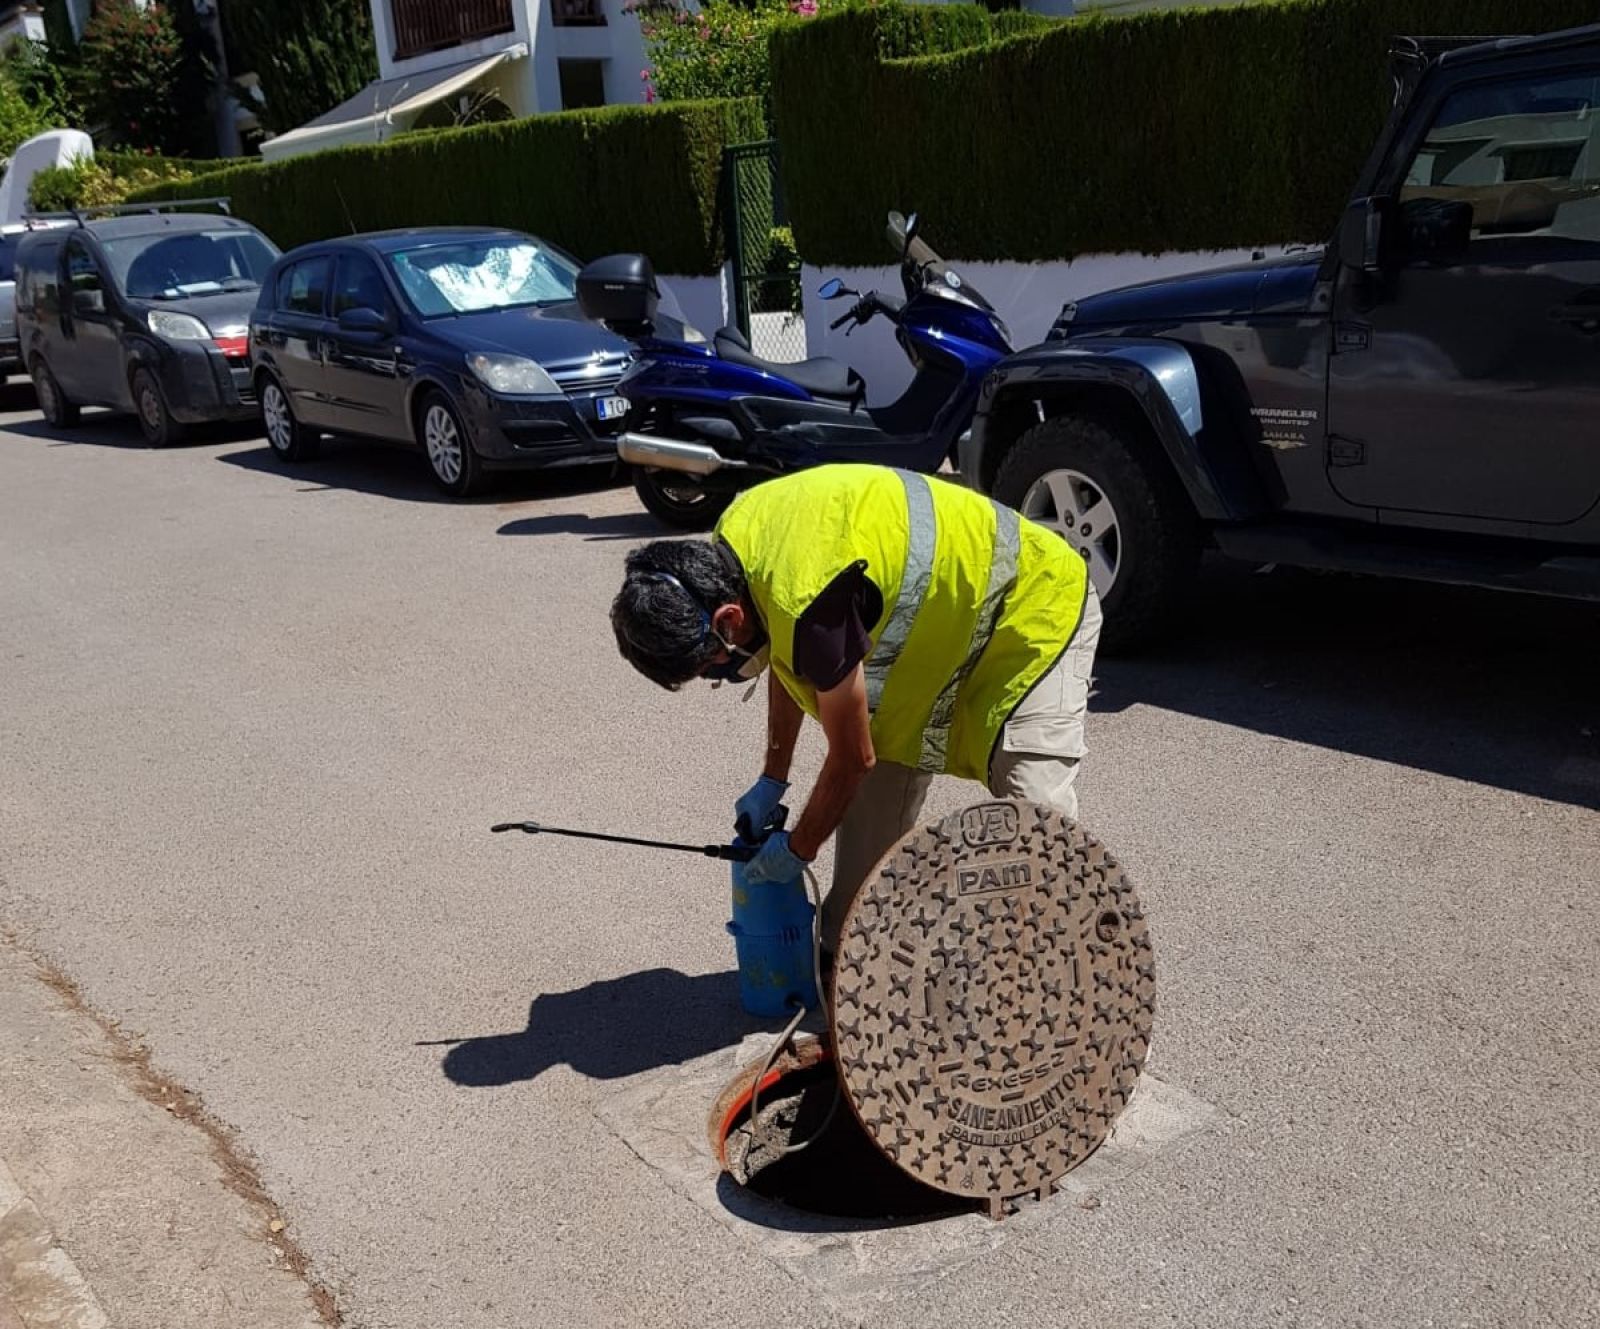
(863, 469), (936, 712)
(919, 499), (1021, 771)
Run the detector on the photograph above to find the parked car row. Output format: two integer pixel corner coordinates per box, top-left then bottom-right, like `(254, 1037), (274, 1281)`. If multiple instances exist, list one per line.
(12, 17), (1600, 651)
(12, 207), (676, 496)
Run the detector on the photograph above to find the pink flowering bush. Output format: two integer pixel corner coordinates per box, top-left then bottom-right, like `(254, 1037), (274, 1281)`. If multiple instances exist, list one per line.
(626, 0), (838, 111)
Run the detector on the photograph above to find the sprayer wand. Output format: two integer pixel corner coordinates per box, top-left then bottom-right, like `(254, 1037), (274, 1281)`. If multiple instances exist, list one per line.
(490, 821), (758, 863)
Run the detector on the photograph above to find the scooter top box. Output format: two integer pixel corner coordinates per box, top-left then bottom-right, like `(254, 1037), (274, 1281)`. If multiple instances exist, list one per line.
(577, 253), (659, 332)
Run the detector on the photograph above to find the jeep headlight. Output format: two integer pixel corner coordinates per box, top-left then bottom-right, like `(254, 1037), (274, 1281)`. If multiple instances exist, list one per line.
(147, 310), (211, 341)
(466, 352), (560, 395)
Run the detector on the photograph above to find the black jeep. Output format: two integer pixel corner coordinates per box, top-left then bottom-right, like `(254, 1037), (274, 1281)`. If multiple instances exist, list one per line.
(964, 25), (1600, 649)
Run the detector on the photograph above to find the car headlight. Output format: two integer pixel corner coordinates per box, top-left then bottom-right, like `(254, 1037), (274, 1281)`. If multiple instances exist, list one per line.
(147, 310), (211, 341)
(466, 353), (560, 395)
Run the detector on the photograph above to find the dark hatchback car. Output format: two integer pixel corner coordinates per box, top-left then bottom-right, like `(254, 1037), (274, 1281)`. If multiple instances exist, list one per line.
(250, 227), (673, 496)
(15, 211), (279, 446)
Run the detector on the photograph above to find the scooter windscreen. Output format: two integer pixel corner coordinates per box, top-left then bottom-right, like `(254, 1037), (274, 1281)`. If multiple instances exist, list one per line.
(885, 211), (997, 314)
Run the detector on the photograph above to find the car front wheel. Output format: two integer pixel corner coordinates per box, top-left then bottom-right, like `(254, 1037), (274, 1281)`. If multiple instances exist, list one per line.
(993, 415), (1200, 652)
(418, 392), (487, 498)
(32, 358), (79, 429)
(132, 368), (183, 448)
(260, 375), (320, 462)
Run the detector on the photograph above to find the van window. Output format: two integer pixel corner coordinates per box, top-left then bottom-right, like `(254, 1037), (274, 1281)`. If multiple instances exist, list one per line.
(18, 240), (62, 316)
(278, 256), (331, 316)
(66, 236), (103, 300)
(103, 228), (278, 300)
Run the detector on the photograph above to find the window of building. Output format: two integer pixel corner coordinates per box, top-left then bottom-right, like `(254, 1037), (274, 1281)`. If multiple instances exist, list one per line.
(559, 59), (606, 110)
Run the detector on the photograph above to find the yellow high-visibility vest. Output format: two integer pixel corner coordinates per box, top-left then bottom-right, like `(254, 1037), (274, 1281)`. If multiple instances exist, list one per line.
(715, 465), (1087, 781)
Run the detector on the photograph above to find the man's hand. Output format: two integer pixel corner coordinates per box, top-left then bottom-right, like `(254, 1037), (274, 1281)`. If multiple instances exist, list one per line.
(734, 774), (788, 840)
(789, 664), (875, 861)
(743, 830), (810, 885)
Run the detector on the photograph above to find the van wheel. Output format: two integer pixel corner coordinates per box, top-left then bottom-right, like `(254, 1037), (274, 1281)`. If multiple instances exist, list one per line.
(260, 374), (319, 462)
(132, 368), (183, 448)
(32, 359), (79, 429)
(993, 416), (1200, 652)
(418, 391), (488, 498)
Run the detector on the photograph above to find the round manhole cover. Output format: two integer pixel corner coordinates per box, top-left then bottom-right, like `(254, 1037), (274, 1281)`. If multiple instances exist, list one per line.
(830, 800), (1155, 1210)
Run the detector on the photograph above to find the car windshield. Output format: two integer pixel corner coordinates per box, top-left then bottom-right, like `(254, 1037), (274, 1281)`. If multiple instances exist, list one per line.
(101, 228), (279, 300)
(385, 238), (578, 317)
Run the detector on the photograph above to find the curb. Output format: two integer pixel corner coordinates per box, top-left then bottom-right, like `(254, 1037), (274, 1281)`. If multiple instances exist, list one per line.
(0, 1159), (109, 1329)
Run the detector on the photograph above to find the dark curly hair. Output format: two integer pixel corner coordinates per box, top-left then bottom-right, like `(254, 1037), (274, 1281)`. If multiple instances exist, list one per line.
(612, 540), (746, 689)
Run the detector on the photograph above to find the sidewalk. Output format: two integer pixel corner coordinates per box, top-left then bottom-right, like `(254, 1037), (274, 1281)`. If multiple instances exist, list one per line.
(0, 935), (329, 1329)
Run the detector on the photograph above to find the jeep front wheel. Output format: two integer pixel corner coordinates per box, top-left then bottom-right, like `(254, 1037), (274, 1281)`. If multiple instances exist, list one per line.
(994, 416), (1199, 651)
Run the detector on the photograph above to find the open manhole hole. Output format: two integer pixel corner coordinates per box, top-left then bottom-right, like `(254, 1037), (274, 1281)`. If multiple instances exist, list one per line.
(708, 801), (1155, 1224)
(710, 1036), (968, 1223)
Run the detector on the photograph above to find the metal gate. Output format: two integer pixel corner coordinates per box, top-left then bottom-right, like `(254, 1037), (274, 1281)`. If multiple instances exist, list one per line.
(724, 139), (805, 362)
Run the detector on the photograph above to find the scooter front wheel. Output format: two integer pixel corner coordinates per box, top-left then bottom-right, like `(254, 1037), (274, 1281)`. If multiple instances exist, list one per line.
(632, 467), (736, 531)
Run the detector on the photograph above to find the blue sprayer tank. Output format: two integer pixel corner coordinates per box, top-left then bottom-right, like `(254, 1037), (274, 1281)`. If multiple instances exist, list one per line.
(726, 807), (819, 1018)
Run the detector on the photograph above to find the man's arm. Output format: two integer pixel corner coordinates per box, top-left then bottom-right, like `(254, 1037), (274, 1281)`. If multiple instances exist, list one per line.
(789, 663), (875, 862)
(762, 670), (804, 783)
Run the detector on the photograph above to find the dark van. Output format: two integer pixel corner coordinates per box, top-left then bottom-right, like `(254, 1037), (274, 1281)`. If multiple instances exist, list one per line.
(15, 210), (280, 446)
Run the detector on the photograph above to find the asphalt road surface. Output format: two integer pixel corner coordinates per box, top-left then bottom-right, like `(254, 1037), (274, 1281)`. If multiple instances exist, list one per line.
(2, 396), (1597, 1328)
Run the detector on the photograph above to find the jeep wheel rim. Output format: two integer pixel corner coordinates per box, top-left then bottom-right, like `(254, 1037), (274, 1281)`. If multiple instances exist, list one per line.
(262, 383), (292, 453)
(1022, 468), (1121, 598)
(424, 404), (462, 484)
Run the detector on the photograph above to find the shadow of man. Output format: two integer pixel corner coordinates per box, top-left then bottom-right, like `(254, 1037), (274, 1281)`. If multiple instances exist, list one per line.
(429, 967), (755, 1087)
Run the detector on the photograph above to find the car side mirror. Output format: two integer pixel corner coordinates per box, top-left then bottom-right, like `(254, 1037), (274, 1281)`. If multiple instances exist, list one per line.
(338, 305), (392, 336)
(1398, 197), (1474, 260)
(1337, 197), (1388, 274)
(71, 289), (104, 316)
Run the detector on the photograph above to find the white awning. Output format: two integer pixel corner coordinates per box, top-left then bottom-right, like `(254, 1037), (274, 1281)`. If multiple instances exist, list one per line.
(259, 47), (525, 163)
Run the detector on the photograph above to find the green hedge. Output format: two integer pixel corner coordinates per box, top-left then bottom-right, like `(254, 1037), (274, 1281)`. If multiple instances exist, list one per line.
(771, 0), (1600, 265)
(126, 98), (765, 274)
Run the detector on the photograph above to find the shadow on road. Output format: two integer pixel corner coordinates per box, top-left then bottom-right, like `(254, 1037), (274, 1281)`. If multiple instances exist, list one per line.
(425, 967), (757, 1087)
(1093, 559), (1600, 808)
(219, 441), (626, 507)
(497, 509), (663, 541)
(4, 407), (263, 451)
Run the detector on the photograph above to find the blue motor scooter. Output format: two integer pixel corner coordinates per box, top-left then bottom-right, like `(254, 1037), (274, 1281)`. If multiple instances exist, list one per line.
(576, 213), (1013, 528)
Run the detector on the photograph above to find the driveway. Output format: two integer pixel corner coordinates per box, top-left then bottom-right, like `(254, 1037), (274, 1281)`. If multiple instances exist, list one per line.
(1, 399), (1596, 1328)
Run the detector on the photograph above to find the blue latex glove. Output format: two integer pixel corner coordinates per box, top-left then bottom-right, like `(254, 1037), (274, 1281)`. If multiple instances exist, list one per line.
(742, 830), (810, 885)
(734, 774), (789, 840)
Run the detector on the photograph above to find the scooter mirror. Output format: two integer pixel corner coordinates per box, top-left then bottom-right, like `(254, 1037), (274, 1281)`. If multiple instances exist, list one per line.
(903, 212), (920, 256)
(818, 278), (854, 300)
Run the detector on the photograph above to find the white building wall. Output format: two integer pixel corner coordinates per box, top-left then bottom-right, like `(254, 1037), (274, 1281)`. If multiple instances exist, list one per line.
(800, 249), (1289, 403)
(369, 0), (645, 117)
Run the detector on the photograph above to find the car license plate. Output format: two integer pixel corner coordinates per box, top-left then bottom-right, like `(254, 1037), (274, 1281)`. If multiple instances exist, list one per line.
(596, 394), (628, 421)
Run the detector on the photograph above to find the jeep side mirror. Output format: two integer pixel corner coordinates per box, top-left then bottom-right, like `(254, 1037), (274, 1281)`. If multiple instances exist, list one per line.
(1338, 197), (1386, 274)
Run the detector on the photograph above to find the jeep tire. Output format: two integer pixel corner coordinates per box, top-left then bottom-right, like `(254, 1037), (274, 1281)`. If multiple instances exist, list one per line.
(993, 416), (1200, 652)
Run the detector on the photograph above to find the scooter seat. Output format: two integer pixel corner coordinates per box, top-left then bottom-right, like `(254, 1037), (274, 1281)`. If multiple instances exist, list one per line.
(714, 326), (863, 403)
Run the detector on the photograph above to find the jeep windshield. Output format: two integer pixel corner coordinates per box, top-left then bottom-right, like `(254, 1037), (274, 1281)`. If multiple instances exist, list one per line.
(385, 239), (580, 318)
(103, 229), (279, 300)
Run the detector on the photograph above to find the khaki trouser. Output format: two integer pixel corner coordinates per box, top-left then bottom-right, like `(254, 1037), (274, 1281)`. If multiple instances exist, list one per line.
(821, 582), (1102, 950)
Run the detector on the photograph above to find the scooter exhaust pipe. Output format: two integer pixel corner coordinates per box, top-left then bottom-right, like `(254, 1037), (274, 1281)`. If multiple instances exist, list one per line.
(618, 431), (750, 476)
